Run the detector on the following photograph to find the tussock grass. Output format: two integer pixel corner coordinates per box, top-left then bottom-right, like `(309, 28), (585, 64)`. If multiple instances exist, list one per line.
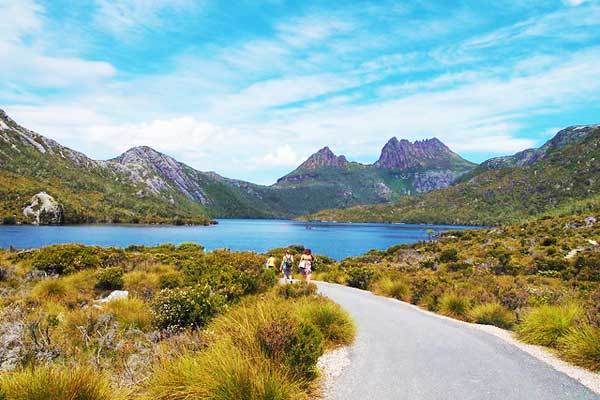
(517, 303), (583, 347)
(296, 297), (356, 349)
(558, 325), (600, 371)
(468, 302), (516, 329)
(103, 297), (153, 331)
(276, 281), (317, 298)
(0, 366), (127, 400)
(438, 293), (471, 319)
(372, 277), (411, 302)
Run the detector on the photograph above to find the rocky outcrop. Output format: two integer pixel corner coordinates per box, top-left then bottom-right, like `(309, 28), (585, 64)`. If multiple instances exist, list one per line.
(298, 147), (349, 170)
(22, 192), (64, 225)
(374, 137), (464, 170)
(412, 170), (464, 193)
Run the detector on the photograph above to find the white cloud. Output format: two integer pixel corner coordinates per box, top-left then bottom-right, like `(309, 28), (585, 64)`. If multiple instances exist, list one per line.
(0, 0), (43, 41)
(249, 145), (306, 168)
(93, 0), (194, 37)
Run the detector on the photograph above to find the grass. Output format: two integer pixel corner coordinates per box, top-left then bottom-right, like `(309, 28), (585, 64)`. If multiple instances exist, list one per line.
(102, 297), (153, 331)
(468, 302), (516, 329)
(296, 297), (356, 349)
(276, 281), (317, 298)
(516, 303), (583, 347)
(558, 325), (600, 371)
(372, 277), (411, 302)
(143, 294), (354, 399)
(438, 293), (471, 320)
(0, 366), (127, 400)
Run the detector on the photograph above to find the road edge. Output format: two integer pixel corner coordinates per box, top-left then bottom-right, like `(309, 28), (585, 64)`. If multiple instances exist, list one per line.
(315, 281), (600, 395)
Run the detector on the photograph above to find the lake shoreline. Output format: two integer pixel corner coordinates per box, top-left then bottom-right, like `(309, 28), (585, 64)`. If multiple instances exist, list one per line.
(0, 219), (479, 260)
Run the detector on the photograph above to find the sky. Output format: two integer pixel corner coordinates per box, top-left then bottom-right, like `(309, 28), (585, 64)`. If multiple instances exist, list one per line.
(1, 0), (600, 184)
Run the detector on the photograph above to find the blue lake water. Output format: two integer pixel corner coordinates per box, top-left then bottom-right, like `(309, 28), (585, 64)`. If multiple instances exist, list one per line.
(0, 219), (476, 260)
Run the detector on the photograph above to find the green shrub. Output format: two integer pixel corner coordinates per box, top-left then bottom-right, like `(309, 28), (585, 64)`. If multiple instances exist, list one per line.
(2, 216), (16, 225)
(297, 299), (355, 348)
(558, 325), (600, 371)
(27, 245), (108, 274)
(94, 267), (124, 290)
(152, 286), (225, 330)
(468, 302), (516, 329)
(285, 322), (323, 379)
(438, 293), (471, 319)
(346, 266), (375, 290)
(0, 366), (125, 400)
(276, 281), (317, 299)
(517, 303), (583, 347)
(158, 271), (183, 289)
(256, 315), (323, 379)
(438, 248), (459, 263)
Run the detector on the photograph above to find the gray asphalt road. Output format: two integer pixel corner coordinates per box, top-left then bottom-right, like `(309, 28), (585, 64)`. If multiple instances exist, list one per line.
(316, 281), (600, 400)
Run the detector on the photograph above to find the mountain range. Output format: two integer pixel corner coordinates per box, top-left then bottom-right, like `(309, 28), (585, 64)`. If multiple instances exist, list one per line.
(0, 109), (475, 224)
(307, 124), (600, 225)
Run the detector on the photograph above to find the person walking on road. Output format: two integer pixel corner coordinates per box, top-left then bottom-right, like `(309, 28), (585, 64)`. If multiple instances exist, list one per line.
(281, 251), (294, 282)
(299, 248), (314, 282)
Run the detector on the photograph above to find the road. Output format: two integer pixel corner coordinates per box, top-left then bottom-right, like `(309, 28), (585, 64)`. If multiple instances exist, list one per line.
(316, 281), (600, 400)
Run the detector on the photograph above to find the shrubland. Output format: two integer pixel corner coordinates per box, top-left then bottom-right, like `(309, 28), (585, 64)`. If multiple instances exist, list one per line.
(0, 243), (354, 400)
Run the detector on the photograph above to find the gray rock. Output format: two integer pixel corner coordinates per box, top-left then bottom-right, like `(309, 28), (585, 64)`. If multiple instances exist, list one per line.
(22, 192), (64, 225)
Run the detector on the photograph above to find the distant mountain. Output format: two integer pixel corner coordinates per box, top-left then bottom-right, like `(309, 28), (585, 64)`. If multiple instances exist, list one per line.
(274, 137), (475, 213)
(0, 108), (476, 224)
(306, 125), (600, 225)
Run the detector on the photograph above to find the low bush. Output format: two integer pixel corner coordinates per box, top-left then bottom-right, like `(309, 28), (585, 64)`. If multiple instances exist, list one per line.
(95, 267), (124, 290)
(257, 316), (323, 379)
(276, 281), (317, 298)
(158, 271), (183, 289)
(0, 365), (126, 400)
(468, 302), (516, 329)
(346, 265), (375, 290)
(558, 325), (600, 371)
(26, 245), (111, 275)
(152, 286), (225, 330)
(517, 303), (583, 347)
(438, 293), (471, 319)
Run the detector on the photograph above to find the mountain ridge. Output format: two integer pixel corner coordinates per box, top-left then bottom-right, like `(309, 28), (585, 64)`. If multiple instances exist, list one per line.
(305, 124), (600, 225)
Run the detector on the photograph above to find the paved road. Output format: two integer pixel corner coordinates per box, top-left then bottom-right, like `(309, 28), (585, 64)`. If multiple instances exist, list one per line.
(316, 281), (600, 400)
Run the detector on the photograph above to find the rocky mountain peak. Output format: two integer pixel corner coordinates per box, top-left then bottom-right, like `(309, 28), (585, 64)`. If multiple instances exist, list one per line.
(113, 146), (175, 166)
(374, 136), (458, 169)
(299, 146), (349, 170)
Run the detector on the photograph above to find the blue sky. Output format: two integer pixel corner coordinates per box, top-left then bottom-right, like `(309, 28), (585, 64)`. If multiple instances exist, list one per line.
(1, 0), (600, 184)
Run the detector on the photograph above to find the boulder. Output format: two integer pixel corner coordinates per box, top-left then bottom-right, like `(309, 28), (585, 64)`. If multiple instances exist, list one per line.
(22, 192), (64, 225)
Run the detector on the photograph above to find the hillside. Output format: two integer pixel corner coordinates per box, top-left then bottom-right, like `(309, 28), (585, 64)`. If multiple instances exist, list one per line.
(305, 125), (600, 225)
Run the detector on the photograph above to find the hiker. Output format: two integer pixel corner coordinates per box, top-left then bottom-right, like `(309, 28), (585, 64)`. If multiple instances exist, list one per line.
(280, 251), (294, 283)
(299, 248), (314, 282)
(266, 255), (277, 270)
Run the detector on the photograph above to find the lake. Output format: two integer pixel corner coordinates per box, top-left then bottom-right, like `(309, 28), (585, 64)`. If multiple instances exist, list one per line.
(0, 219), (476, 260)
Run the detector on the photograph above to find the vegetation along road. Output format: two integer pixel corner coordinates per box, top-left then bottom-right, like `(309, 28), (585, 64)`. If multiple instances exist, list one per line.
(316, 281), (600, 400)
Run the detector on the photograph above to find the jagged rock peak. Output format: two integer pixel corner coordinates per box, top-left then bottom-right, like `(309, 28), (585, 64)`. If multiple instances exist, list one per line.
(374, 137), (455, 169)
(299, 146), (349, 169)
(113, 146), (175, 165)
